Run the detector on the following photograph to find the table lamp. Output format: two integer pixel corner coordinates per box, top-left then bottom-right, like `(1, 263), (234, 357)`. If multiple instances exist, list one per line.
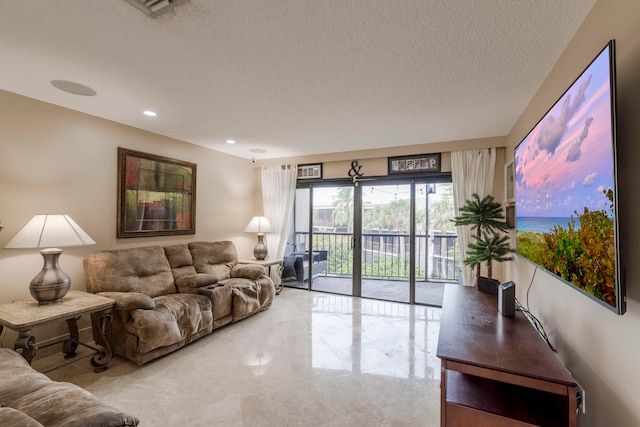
(4, 214), (96, 304)
(244, 216), (273, 260)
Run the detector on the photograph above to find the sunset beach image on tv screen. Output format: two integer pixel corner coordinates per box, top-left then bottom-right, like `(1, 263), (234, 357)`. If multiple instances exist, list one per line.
(515, 43), (619, 310)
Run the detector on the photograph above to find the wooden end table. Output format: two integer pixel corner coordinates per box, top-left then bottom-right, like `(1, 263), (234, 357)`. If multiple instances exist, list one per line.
(0, 291), (114, 373)
(239, 257), (284, 295)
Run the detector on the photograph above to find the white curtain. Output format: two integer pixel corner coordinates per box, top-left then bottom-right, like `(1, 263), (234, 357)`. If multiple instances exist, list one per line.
(261, 164), (297, 259)
(451, 148), (496, 286)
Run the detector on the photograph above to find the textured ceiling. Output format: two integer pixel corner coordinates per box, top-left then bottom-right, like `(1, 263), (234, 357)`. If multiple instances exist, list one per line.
(0, 0), (596, 160)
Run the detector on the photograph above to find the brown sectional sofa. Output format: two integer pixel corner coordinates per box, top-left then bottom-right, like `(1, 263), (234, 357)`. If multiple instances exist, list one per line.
(84, 241), (275, 365)
(0, 348), (139, 426)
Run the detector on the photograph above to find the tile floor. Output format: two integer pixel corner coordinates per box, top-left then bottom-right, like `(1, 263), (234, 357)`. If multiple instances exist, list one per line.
(286, 276), (446, 306)
(41, 288), (442, 426)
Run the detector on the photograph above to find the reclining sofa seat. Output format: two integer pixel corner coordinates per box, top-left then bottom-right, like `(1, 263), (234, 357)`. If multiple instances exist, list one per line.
(0, 348), (139, 426)
(84, 245), (213, 366)
(166, 241), (275, 323)
(84, 241), (275, 365)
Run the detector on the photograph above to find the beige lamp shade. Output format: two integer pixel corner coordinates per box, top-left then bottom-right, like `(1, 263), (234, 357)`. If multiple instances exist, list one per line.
(5, 214), (96, 304)
(244, 216), (273, 234)
(5, 214), (96, 249)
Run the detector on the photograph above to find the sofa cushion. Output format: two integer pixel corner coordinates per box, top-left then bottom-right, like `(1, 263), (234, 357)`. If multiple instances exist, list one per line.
(96, 292), (155, 311)
(84, 246), (175, 298)
(189, 241), (237, 279)
(0, 407), (43, 426)
(164, 244), (193, 267)
(0, 351), (52, 405)
(164, 244), (197, 281)
(128, 294), (212, 354)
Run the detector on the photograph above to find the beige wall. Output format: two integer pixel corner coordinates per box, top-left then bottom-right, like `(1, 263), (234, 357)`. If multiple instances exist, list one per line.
(0, 90), (259, 343)
(505, 0), (640, 426)
(256, 135), (505, 172)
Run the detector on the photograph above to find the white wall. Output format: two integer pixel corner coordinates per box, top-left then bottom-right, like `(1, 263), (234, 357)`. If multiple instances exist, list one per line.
(0, 90), (259, 342)
(506, 0), (640, 425)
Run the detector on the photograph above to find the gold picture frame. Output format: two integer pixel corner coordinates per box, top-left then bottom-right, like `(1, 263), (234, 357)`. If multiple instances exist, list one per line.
(117, 147), (196, 238)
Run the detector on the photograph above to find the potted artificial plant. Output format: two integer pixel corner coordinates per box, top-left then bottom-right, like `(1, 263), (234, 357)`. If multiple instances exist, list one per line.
(452, 193), (513, 285)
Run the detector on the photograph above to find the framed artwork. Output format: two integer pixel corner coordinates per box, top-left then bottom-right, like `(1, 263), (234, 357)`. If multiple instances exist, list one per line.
(117, 147), (196, 238)
(388, 153), (441, 175)
(297, 164), (322, 180)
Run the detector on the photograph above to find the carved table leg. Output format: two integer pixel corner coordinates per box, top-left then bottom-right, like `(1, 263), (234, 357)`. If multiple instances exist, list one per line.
(15, 329), (38, 364)
(63, 317), (80, 358)
(90, 311), (113, 373)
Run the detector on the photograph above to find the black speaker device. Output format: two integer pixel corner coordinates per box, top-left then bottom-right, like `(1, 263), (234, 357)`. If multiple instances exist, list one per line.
(477, 276), (500, 295)
(498, 281), (516, 316)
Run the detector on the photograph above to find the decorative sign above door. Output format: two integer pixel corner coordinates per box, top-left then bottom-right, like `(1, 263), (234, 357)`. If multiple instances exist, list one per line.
(388, 153), (441, 175)
(297, 163), (322, 180)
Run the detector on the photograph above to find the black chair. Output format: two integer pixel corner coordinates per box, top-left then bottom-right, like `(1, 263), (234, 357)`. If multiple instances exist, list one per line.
(282, 253), (300, 282)
(292, 250), (328, 283)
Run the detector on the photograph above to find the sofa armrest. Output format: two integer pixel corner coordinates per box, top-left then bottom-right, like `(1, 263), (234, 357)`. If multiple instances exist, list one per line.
(96, 291), (155, 311)
(175, 274), (219, 293)
(231, 264), (266, 280)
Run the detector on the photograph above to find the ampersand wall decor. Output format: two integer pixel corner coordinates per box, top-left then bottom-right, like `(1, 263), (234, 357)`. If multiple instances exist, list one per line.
(348, 160), (364, 185)
(347, 160), (363, 178)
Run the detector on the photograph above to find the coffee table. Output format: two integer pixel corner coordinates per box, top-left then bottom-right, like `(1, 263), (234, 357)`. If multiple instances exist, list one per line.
(0, 291), (114, 372)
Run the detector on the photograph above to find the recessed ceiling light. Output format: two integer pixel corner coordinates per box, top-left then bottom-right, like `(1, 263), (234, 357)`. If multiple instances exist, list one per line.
(143, 110), (157, 117)
(226, 139), (236, 144)
(50, 80), (97, 96)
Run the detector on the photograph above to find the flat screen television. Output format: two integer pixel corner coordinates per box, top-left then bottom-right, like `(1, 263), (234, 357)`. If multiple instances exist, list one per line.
(514, 40), (625, 315)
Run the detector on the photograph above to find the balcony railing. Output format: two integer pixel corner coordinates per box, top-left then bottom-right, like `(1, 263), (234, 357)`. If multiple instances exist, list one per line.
(293, 231), (459, 282)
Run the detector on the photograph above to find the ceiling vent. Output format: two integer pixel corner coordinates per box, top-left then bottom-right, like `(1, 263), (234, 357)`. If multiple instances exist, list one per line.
(124, 0), (187, 18)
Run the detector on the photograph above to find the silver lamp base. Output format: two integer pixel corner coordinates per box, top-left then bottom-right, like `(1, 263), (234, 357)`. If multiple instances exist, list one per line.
(30, 248), (71, 304)
(253, 233), (268, 261)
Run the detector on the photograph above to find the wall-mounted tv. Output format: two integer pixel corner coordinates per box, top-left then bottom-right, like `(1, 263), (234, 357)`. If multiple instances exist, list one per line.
(515, 40), (625, 315)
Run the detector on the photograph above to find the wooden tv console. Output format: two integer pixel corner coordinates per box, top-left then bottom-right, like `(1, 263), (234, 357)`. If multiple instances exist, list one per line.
(437, 284), (577, 426)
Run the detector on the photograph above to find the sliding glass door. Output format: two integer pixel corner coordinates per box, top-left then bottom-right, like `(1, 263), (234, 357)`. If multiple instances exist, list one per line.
(310, 186), (355, 295)
(287, 178), (458, 305)
(284, 185), (355, 295)
(283, 188), (311, 290)
(414, 182), (457, 305)
(361, 182), (412, 303)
